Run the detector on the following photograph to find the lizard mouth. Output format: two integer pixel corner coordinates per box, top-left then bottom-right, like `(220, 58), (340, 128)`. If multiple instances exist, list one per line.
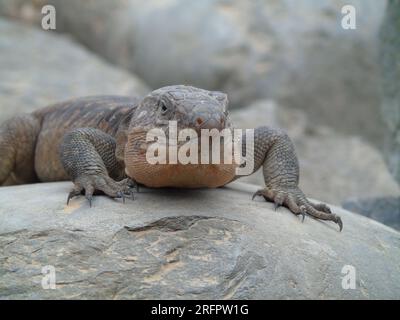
(192, 115), (226, 134)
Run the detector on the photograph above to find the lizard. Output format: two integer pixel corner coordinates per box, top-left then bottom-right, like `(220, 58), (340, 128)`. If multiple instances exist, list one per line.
(0, 85), (342, 231)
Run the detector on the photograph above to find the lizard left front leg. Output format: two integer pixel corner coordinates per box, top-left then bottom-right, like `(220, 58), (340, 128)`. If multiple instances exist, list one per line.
(238, 126), (342, 231)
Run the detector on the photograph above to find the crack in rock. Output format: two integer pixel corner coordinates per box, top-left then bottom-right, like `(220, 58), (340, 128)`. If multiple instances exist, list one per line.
(125, 216), (219, 233)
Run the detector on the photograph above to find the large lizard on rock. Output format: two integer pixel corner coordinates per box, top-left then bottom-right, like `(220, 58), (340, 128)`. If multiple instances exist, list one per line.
(0, 85), (342, 230)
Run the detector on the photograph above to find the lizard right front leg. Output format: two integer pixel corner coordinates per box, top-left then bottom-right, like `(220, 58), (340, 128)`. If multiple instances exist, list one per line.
(60, 128), (135, 206)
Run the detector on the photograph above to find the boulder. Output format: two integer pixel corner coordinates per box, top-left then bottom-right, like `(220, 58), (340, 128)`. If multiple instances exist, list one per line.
(0, 18), (149, 124)
(0, 181), (399, 299)
(0, 0), (387, 144)
(230, 100), (400, 206)
(379, 0), (400, 185)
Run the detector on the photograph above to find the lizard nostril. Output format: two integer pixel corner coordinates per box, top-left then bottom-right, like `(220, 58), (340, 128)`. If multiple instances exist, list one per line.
(196, 117), (204, 126)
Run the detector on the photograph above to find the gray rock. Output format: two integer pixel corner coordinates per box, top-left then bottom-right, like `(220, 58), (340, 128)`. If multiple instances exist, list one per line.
(0, 0), (387, 144)
(343, 197), (400, 231)
(379, 0), (400, 185)
(231, 100), (400, 206)
(0, 182), (399, 299)
(0, 18), (149, 124)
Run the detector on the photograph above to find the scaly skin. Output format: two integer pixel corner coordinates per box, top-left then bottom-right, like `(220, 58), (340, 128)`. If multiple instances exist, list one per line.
(0, 85), (342, 230)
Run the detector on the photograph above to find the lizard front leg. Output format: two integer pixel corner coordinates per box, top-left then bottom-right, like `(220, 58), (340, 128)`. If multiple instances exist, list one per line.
(60, 128), (136, 206)
(238, 126), (342, 231)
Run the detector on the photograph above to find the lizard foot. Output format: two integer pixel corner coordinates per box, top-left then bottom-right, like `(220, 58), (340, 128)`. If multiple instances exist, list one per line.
(252, 186), (342, 231)
(66, 175), (136, 207)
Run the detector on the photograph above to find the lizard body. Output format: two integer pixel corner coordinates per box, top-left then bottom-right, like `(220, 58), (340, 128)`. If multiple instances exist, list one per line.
(0, 85), (342, 230)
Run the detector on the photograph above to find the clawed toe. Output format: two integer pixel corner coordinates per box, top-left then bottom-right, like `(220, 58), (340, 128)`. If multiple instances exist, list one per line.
(312, 202), (332, 214)
(66, 175), (138, 207)
(123, 189), (135, 200)
(86, 194), (93, 208)
(252, 190), (263, 201)
(333, 215), (343, 232)
(273, 192), (285, 211)
(252, 186), (342, 231)
(299, 205), (306, 222)
(116, 191), (125, 204)
(67, 188), (82, 205)
(117, 178), (138, 201)
(121, 178), (139, 193)
(252, 188), (274, 202)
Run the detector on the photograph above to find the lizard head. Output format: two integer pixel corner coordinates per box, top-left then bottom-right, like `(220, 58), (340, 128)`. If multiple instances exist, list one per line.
(124, 85), (237, 188)
(130, 85), (231, 134)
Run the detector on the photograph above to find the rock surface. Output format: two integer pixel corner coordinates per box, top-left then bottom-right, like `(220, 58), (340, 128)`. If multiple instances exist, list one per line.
(380, 0), (400, 185)
(0, 0), (387, 144)
(230, 100), (400, 205)
(0, 182), (399, 299)
(0, 18), (149, 124)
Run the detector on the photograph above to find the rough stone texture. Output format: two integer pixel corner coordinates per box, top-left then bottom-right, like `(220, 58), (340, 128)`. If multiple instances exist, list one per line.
(0, 18), (149, 124)
(343, 197), (400, 231)
(230, 100), (400, 205)
(380, 0), (400, 185)
(0, 0), (387, 144)
(0, 182), (399, 299)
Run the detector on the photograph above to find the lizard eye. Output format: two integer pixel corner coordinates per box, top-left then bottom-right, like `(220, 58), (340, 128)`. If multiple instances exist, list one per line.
(159, 101), (168, 114)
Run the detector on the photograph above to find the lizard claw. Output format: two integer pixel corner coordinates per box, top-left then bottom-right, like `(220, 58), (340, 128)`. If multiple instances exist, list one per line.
(67, 191), (76, 205)
(120, 178), (138, 200)
(124, 189), (135, 200)
(299, 205), (306, 223)
(252, 190), (262, 201)
(66, 175), (136, 207)
(273, 192), (285, 211)
(67, 186), (83, 205)
(253, 186), (342, 231)
(335, 216), (343, 232)
(252, 188), (274, 202)
(126, 178), (139, 193)
(117, 191), (125, 204)
(86, 194), (93, 208)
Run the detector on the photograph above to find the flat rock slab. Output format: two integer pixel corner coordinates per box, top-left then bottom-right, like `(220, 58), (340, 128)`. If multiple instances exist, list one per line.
(0, 182), (399, 299)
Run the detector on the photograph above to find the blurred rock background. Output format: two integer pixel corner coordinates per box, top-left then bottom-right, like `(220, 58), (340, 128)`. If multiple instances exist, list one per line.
(0, 0), (398, 228)
(380, 0), (400, 187)
(0, 18), (149, 120)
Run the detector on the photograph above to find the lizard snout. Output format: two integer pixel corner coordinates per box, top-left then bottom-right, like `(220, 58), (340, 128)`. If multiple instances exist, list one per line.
(193, 114), (226, 132)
